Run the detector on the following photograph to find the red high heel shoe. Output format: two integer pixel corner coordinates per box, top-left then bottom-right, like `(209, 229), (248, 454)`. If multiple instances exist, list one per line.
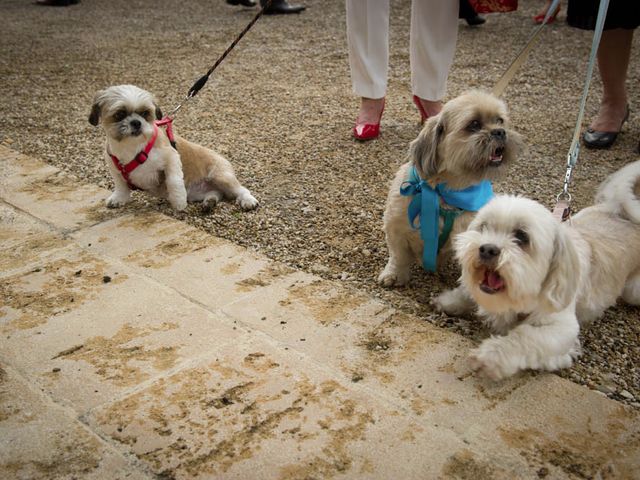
(413, 95), (429, 124)
(533, 5), (560, 24)
(412, 95), (441, 124)
(353, 99), (385, 141)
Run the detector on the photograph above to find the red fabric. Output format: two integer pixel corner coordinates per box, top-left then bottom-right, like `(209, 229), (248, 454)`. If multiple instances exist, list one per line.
(155, 117), (176, 146)
(110, 123), (159, 191)
(469, 0), (517, 14)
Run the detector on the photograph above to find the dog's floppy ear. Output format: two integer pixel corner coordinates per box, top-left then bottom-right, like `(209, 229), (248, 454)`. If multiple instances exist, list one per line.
(154, 102), (163, 120)
(88, 90), (105, 126)
(410, 115), (443, 179)
(540, 225), (580, 312)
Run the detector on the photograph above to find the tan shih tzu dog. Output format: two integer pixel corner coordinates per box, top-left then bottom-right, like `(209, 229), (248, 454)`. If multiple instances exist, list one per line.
(378, 91), (522, 286)
(435, 160), (640, 380)
(89, 84), (258, 212)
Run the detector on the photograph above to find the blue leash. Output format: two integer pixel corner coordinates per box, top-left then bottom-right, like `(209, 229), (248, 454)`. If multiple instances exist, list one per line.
(558, 0), (610, 208)
(400, 166), (493, 271)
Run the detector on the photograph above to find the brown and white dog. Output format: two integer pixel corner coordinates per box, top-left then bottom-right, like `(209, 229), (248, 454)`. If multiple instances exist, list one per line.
(378, 91), (522, 286)
(89, 84), (258, 212)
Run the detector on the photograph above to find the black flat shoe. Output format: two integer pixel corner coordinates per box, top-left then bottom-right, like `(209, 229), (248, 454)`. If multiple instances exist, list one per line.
(36, 0), (79, 5)
(465, 14), (486, 26)
(583, 106), (630, 149)
(261, 0), (305, 14)
(226, 0), (257, 6)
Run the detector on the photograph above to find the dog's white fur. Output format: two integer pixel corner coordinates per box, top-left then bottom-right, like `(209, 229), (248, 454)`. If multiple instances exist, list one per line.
(378, 91), (522, 286)
(435, 161), (640, 380)
(89, 84), (258, 211)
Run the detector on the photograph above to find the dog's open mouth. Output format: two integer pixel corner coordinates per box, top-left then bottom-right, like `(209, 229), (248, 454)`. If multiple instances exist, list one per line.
(480, 268), (505, 294)
(489, 146), (504, 166)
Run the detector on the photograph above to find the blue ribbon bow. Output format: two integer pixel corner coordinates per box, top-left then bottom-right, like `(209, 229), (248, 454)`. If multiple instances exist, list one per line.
(400, 165), (494, 271)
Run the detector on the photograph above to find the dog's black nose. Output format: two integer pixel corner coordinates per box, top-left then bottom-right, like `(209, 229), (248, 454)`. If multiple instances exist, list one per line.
(130, 119), (141, 130)
(479, 244), (501, 261)
(491, 128), (506, 140)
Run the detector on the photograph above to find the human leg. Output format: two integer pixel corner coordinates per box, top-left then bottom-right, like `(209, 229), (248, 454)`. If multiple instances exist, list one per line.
(410, 0), (459, 121)
(346, 0), (389, 129)
(583, 28), (633, 148)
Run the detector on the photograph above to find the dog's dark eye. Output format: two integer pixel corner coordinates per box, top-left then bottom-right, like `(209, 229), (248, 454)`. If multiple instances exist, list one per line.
(113, 110), (127, 122)
(138, 110), (151, 119)
(496, 117), (504, 125)
(467, 119), (482, 132)
(513, 229), (529, 246)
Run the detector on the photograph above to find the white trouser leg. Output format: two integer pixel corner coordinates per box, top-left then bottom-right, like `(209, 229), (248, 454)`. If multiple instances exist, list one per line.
(410, 0), (459, 101)
(346, 0), (390, 99)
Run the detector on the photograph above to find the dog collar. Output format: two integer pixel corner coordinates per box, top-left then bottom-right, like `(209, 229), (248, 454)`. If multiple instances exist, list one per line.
(400, 165), (494, 271)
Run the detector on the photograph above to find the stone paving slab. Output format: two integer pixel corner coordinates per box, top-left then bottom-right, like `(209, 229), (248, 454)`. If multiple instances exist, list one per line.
(462, 374), (640, 479)
(0, 145), (117, 231)
(1, 147), (640, 479)
(0, 363), (150, 480)
(71, 212), (300, 310)
(0, 145), (59, 194)
(85, 338), (491, 480)
(0, 244), (246, 413)
(221, 277), (521, 427)
(0, 202), (70, 277)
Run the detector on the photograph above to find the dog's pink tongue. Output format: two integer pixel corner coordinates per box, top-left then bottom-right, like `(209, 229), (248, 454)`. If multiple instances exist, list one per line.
(485, 270), (504, 290)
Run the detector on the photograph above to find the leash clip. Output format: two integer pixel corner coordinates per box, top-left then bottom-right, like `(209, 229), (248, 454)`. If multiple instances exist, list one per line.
(553, 192), (572, 222)
(563, 163), (573, 192)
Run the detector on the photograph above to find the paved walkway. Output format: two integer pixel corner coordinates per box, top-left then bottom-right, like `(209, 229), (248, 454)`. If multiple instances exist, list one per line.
(0, 145), (639, 479)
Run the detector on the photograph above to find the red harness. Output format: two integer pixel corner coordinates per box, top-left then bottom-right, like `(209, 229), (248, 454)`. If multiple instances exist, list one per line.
(109, 118), (176, 191)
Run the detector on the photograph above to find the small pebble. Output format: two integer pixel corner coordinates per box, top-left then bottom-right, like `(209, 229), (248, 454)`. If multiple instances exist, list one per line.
(620, 390), (635, 401)
(102, 275), (111, 283)
(595, 384), (614, 395)
(537, 467), (549, 478)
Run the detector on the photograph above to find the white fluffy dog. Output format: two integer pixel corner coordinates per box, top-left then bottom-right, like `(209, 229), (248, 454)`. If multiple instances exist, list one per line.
(378, 91), (522, 286)
(435, 161), (640, 380)
(89, 84), (258, 212)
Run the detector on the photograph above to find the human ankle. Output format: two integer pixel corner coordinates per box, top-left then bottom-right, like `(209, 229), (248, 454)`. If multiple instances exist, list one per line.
(417, 97), (442, 117)
(357, 97), (385, 123)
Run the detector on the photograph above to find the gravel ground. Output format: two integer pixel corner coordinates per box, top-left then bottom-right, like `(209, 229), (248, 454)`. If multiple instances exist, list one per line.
(2, 0), (639, 406)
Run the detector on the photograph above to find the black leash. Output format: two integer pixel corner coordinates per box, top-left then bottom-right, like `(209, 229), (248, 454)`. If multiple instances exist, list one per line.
(167, 0), (274, 118)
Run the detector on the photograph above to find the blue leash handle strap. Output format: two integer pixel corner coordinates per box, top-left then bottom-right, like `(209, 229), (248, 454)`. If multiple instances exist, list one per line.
(400, 166), (494, 271)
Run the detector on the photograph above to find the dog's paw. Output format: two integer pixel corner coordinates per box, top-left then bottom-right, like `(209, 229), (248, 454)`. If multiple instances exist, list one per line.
(432, 289), (474, 316)
(236, 192), (259, 211)
(200, 197), (218, 214)
(175, 201), (188, 211)
(469, 350), (507, 381)
(542, 354), (575, 372)
(169, 194), (188, 211)
(106, 193), (129, 208)
(377, 268), (410, 288)
(468, 341), (515, 381)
